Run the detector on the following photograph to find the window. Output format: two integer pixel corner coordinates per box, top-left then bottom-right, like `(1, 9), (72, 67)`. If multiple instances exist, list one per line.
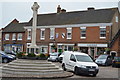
(70, 54), (76, 62)
(67, 28), (72, 39)
(50, 28), (55, 39)
(12, 33), (16, 40)
(27, 29), (31, 40)
(17, 33), (22, 40)
(41, 29), (45, 40)
(41, 46), (48, 54)
(5, 34), (9, 40)
(57, 45), (62, 53)
(80, 27), (86, 39)
(116, 16), (118, 22)
(100, 26), (106, 39)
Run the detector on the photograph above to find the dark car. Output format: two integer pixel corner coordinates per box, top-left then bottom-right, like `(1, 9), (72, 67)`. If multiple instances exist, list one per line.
(4, 50), (17, 56)
(95, 54), (112, 66)
(112, 56), (120, 67)
(0, 51), (16, 63)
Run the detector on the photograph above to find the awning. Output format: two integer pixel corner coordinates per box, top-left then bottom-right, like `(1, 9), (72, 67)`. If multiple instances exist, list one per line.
(4, 44), (23, 46)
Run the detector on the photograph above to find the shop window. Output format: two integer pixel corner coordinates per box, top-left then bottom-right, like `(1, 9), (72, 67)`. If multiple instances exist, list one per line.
(41, 47), (48, 54)
(58, 45), (62, 53)
(68, 46), (73, 51)
(67, 28), (72, 39)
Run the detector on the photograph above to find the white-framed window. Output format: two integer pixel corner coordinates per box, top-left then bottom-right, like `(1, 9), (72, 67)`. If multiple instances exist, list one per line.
(116, 16), (118, 22)
(17, 33), (22, 40)
(40, 29), (45, 40)
(41, 46), (48, 54)
(80, 27), (86, 39)
(100, 26), (106, 39)
(63, 45), (74, 51)
(67, 28), (72, 39)
(50, 28), (55, 39)
(5, 34), (9, 40)
(12, 33), (16, 40)
(27, 29), (31, 40)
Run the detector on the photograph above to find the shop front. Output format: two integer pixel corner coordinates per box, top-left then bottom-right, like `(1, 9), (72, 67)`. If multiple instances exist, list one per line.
(4, 44), (23, 52)
(78, 43), (107, 59)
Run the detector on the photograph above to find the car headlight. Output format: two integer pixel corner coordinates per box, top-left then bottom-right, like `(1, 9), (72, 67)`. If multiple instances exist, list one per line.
(80, 65), (86, 68)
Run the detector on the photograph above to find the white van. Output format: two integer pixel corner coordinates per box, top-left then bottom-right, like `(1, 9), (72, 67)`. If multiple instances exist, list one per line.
(62, 51), (99, 76)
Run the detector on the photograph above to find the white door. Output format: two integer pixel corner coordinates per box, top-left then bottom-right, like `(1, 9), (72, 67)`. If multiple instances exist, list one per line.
(69, 54), (76, 71)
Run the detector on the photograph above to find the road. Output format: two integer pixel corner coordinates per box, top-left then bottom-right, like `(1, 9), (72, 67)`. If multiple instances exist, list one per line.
(1, 62), (120, 80)
(53, 62), (120, 79)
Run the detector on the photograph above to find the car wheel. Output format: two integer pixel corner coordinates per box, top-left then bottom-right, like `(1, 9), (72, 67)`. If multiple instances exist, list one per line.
(3, 58), (8, 63)
(74, 67), (79, 75)
(62, 64), (66, 71)
(92, 74), (97, 77)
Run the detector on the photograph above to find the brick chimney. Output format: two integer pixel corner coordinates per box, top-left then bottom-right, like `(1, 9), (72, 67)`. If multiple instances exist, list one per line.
(87, 7), (95, 11)
(57, 5), (61, 13)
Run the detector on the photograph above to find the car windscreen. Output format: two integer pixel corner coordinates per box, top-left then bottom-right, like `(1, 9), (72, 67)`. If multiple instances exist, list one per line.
(114, 57), (120, 61)
(98, 55), (108, 59)
(0, 51), (7, 55)
(50, 53), (58, 56)
(75, 55), (93, 62)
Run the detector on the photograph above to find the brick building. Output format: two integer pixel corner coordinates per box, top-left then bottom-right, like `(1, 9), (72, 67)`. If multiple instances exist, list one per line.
(2, 5), (120, 58)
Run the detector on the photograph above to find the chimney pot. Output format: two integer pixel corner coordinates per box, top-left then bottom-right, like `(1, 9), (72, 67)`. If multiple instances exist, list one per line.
(57, 5), (61, 13)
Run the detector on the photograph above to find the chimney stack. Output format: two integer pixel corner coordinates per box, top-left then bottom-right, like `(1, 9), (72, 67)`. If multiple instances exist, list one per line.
(87, 7), (95, 11)
(57, 5), (61, 13)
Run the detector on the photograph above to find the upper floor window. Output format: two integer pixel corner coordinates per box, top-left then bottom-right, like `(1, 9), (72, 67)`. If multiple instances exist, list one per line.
(17, 33), (22, 40)
(27, 29), (31, 40)
(50, 28), (55, 39)
(100, 26), (106, 39)
(67, 28), (72, 39)
(80, 27), (86, 39)
(40, 29), (45, 40)
(12, 33), (16, 40)
(116, 16), (118, 22)
(5, 34), (9, 40)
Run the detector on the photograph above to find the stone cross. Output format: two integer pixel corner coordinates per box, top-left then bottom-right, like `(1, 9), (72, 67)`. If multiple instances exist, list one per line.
(30, 2), (39, 48)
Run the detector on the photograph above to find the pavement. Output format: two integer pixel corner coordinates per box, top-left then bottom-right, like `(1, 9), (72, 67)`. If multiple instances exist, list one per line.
(1, 59), (74, 79)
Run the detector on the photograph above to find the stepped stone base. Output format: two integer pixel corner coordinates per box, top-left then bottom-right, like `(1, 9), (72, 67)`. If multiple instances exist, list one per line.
(2, 59), (73, 79)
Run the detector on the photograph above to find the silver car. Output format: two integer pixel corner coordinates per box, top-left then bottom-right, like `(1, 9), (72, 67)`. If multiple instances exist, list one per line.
(47, 52), (59, 62)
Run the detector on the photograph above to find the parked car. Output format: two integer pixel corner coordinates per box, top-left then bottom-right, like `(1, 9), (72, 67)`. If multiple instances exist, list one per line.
(112, 56), (120, 68)
(4, 50), (17, 56)
(62, 51), (99, 76)
(47, 52), (59, 62)
(58, 52), (64, 63)
(0, 51), (16, 63)
(95, 54), (112, 66)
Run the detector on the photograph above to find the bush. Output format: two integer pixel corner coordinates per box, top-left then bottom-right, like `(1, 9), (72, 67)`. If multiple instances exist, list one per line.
(27, 53), (36, 57)
(17, 52), (25, 58)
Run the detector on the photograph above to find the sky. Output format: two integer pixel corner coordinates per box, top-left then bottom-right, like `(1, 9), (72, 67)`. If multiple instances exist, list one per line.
(0, 0), (119, 28)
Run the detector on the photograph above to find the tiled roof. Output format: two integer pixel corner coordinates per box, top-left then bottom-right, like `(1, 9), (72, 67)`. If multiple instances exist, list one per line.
(27, 8), (117, 26)
(3, 8), (117, 32)
(3, 19), (28, 32)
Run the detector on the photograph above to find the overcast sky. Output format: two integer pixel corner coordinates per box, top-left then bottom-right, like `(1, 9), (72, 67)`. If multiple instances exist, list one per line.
(0, 0), (119, 28)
